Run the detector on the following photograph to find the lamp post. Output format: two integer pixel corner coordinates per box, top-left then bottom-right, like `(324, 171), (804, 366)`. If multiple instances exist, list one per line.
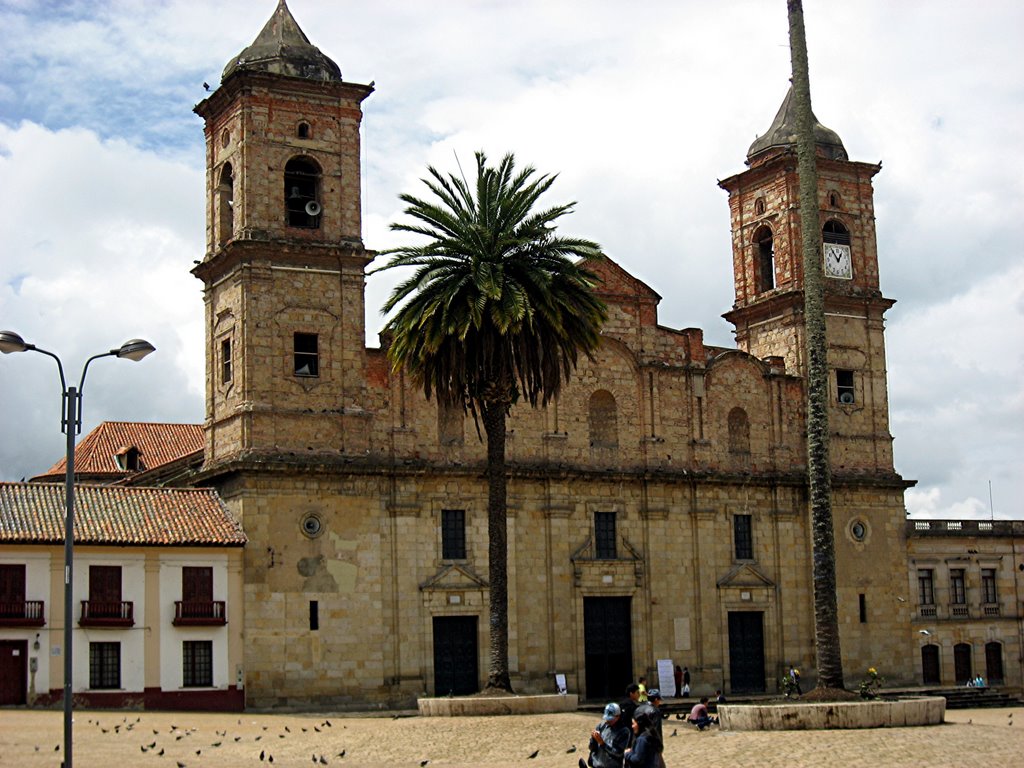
(0, 330), (154, 768)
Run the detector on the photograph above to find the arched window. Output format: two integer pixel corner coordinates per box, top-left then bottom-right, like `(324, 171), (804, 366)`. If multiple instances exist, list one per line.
(828, 190), (841, 208)
(728, 407), (750, 454)
(297, 121), (310, 139)
(216, 163), (234, 247)
(284, 157), (322, 229)
(823, 219), (850, 245)
(753, 225), (774, 292)
(438, 401), (464, 446)
(754, 197), (765, 215)
(589, 390), (618, 449)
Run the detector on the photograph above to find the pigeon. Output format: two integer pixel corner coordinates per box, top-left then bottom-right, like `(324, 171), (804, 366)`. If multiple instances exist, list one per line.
(319, 757), (328, 765)
(285, 726), (291, 733)
(256, 736), (263, 741)
(528, 749), (540, 759)
(269, 756), (274, 764)
(158, 748), (165, 756)
(325, 720), (332, 728)
(337, 750), (346, 757)
(566, 745), (577, 753)
(141, 746), (149, 753)
(176, 763), (186, 768)
(420, 761), (430, 767)
(671, 728), (678, 736)
(260, 750), (266, 761)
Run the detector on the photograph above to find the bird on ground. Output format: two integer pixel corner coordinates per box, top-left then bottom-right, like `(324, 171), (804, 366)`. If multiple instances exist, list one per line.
(319, 756), (328, 765)
(420, 761), (429, 767)
(158, 748), (165, 756)
(337, 749), (346, 757)
(528, 749), (540, 759)
(260, 749), (266, 761)
(671, 728), (678, 736)
(176, 762), (186, 768)
(324, 720), (332, 727)
(566, 744), (577, 753)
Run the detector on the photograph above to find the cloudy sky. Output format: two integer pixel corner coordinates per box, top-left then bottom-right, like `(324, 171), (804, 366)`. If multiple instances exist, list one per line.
(1, 0), (1021, 519)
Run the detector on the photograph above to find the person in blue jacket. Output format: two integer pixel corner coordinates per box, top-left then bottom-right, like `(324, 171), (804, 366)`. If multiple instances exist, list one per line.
(623, 707), (663, 767)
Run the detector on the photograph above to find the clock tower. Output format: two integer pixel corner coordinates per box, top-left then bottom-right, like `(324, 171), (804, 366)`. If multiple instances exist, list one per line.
(191, 0), (375, 467)
(719, 87), (898, 474)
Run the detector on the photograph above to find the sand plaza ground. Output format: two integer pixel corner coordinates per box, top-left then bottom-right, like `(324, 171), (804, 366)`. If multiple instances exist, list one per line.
(0, 705), (1022, 768)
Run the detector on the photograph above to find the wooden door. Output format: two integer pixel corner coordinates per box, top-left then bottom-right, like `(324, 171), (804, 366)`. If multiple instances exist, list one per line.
(728, 611), (766, 693)
(583, 596), (633, 701)
(0, 640), (27, 705)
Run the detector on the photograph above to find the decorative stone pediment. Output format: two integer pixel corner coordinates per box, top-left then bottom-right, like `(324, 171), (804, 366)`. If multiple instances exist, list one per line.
(419, 563), (488, 592)
(716, 562), (775, 589)
(570, 536), (645, 588)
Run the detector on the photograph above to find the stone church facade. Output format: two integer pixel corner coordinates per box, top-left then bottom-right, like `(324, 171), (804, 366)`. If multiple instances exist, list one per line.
(187, 1), (915, 708)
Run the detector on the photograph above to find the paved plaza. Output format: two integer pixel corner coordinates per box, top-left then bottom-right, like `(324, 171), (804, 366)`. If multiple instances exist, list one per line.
(0, 706), (1021, 767)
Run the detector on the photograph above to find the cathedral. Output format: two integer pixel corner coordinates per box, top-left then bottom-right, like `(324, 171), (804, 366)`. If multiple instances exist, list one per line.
(7, 0), (1023, 714)
(184, 0), (915, 708)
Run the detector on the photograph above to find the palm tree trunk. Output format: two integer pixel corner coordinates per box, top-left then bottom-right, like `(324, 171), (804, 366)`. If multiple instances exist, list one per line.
(787, 0), (845, 691)
(481, 400), (513, 692)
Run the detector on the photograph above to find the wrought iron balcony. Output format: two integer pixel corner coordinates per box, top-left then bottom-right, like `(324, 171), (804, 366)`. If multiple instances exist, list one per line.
(79, 600), (134, 627)
(0, 600), (45, 627)
(173, 600), (227, 626)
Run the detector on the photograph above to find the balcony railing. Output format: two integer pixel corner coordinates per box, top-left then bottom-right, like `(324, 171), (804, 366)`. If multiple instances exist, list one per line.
(983, 604), (1000, 617)
(950, 604), (969, 618)
(919, 605), (937, 618)
(0, 600), (45, 627)
(79, 600), (134, 627)
(173, 600), (227, 626)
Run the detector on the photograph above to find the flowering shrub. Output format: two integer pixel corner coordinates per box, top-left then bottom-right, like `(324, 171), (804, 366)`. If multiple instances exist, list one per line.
(858, 667), (885, 699)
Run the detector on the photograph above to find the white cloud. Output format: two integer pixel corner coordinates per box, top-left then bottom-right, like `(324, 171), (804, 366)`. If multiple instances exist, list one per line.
(0, 0), (1021, 522)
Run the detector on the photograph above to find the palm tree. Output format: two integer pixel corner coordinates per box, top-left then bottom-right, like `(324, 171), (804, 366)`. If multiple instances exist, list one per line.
(787, 0), (845, 692)
(372, 151), (607, 692)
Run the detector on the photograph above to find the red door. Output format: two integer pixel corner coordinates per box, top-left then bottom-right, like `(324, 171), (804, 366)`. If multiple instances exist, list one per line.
(0, 640), (28, 705)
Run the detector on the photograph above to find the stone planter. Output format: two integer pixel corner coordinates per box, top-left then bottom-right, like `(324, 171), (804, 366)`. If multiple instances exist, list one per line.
(418, 693), (579, 717)
(719, 696), (945, 730)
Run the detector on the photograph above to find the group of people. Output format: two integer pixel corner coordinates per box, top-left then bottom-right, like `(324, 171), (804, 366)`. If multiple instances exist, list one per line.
(581, 676), (723, 768)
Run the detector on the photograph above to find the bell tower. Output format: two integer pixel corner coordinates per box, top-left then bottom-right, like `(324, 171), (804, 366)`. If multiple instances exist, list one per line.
(719, 88), (897, 474)
(192, 0), (375, 466)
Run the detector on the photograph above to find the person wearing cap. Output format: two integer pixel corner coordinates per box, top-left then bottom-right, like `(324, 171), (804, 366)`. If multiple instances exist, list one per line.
(582, 701), (631, 768)
(635, 692), (667, 768)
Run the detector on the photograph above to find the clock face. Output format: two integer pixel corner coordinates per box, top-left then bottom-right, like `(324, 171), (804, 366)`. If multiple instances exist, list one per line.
(823, 243), (853, 279)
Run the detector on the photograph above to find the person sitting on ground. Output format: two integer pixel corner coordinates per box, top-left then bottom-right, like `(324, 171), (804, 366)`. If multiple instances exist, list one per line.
(688, 696), (718, 730)
(582, 701), (631, 768)
(624, 707), (664, 767)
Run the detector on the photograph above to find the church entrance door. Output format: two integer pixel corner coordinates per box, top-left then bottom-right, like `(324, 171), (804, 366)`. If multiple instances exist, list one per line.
(583, 596), (633, 701)
(432, 616), (478, 696)
(728, 611), (766, 693)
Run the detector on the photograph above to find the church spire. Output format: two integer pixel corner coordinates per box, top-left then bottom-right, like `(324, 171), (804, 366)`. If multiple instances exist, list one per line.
(222, 0), (342, 82)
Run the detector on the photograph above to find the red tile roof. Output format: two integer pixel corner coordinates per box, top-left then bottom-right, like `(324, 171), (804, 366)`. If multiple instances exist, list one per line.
(0, 483), (245, 547)
(34, 422), (203, 481)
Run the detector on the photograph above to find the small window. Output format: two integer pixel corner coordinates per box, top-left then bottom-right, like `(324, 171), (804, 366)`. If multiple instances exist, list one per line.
(859, 593), (867, 623)
(829, 191), (841, 208)
(950, 569), (966, 604)
(89, 642), (121, 689)
(850, 520), (867, 541)
(294, 332), (319, 377)
(836, 369), (855, 404)
(297, 122), (310, 139)
(734, 514), (753, 560)
(982, 568), (997, 604)
(183, 640), (213, 687)
(754, 226), (774, 292)
(309, 600), (319, 631)
(441, 509), (466, 560)
(918, 569), (935, 605)
(595, 512), (617, 559)
(754, 197), (765, 215)
(221, 338), (232, 384)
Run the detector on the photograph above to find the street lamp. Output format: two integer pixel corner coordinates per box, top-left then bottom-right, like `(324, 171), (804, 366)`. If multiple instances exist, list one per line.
(0, 330), (154, 768)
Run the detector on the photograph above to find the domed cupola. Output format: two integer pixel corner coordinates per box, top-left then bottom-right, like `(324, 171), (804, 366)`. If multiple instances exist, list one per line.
(222, 0), (342, 82)
(746, 85), (847, 166)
